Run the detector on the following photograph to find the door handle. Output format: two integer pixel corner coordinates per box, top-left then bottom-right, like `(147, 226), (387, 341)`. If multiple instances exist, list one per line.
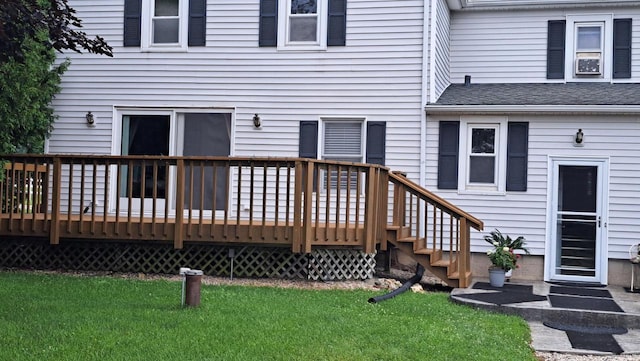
(598, 216), (601, 227)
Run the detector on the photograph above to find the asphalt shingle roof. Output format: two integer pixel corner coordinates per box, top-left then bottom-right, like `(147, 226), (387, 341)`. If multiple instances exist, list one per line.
(435, 82), (640, 106)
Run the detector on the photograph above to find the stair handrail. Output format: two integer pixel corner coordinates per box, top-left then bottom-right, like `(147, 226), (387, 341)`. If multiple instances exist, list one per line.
(388, 171), (483, 231)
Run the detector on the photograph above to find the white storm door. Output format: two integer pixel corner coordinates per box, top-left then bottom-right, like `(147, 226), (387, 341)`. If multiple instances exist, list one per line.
(548, 158), (608, 284)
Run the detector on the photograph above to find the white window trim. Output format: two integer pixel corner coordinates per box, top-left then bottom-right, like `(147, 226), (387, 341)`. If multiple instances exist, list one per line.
(140, 0), (189, 52)
(565, 14), (613, 82)
(277, 0), (328, 51)
(458, 116), (508, 194)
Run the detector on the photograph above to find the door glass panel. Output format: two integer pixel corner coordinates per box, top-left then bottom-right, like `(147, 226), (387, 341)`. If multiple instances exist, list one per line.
(555, 165), (597, 277)
(182, 113), (231, 211)
(121, 115), (170, 199)
(558, 166), (596, 213)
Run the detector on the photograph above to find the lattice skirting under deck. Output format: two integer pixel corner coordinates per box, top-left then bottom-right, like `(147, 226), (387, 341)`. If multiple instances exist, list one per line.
(0, 239), (376, 280)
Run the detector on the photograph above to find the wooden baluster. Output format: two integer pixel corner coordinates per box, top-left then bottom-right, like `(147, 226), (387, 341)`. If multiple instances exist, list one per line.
(174, 159), (185, 249)
(49, 157), (61, 245)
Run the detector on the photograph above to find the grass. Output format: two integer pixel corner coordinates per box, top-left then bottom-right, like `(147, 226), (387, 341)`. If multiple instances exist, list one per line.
(0, 271), (536, 361)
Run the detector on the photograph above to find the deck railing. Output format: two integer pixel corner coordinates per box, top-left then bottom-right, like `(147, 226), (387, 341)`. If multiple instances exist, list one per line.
(1, 155), (482, 286)
(0, 155), (385, 253)
(387, 171), (483, 286)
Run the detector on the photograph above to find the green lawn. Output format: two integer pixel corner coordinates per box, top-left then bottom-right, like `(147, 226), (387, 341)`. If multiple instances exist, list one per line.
(0, 271), (536, 361)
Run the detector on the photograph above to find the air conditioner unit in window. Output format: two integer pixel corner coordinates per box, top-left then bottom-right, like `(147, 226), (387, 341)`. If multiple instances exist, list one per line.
(575, 53), (602, 75)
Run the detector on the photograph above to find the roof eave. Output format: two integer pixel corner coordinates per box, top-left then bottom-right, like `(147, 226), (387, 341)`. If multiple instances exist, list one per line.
(449, 0), (640, 11)
(425, 104), (640, 116)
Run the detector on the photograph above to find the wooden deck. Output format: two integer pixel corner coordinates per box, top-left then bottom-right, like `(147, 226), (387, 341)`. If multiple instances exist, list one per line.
(0, 155), (483, 287)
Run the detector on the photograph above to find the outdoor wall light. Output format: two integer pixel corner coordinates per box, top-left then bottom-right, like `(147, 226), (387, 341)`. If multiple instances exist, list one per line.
(86, 111), (96, 127)
(575, 129), (584, 144)
(253, 113), (261, 128)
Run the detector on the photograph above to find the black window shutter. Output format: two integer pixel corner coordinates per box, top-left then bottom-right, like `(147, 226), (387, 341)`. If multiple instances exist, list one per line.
(123, 0), (142, 47)
(366, 122), (386, 165)
(437, 121), (459, 190)
(613, 18), (632, 79)
(259, 0), (278, 47)
(299, 121), (318, 159)
(327, 0), (347, 46)
(506, 122), (529, 192)
(188, 0), (207, 46)
(547, 20), (566, 79)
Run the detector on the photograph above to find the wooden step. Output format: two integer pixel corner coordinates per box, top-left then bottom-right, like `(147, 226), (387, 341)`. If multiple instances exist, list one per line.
(431, 259), (450, 268)
(414, 248), (434, 255)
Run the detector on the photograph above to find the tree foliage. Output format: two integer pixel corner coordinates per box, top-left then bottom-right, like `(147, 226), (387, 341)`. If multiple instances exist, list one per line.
(0, 0), (113, 63)
(0, 0), (112, 154)
(0, 36), (68, 154)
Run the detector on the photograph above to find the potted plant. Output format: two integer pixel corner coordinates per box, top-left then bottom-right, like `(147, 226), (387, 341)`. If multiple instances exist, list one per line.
(484, 230), (529, 287)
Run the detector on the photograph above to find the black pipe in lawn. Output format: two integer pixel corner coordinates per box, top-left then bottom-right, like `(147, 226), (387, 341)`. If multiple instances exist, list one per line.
(368, 263), (425, 304)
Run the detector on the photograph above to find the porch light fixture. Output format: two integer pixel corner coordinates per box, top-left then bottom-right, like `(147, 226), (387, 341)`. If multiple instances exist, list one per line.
(575, 129), (584, 144)
(252, 114), (261, 128)
(85, 111), (96, 127)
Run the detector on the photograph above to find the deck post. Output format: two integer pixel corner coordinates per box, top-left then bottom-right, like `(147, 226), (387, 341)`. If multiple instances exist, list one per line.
(363, 166), (377, 254)
(174, 159), (185, 249)
(378, 169), (389, 251)
(292, 161), (303, 253)
(49, 157), (62, 245)
(458, 218), (471, 288)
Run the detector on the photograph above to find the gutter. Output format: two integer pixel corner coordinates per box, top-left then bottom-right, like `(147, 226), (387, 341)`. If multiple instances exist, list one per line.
(425, 104), (640, 115)
(447, 0), (640, 11)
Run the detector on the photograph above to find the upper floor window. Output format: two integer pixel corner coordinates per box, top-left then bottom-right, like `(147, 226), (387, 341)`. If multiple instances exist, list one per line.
(259, 0), (347, 49)
(288, 0), (322, 44)
(145, 0), (186, 48)
(547, 16), (632, 81)
(124, 0), (206, 50)
(575, 23), (604, 75)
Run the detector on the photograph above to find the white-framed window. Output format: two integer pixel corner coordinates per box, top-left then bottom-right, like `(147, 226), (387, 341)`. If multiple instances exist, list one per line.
(278, 0), (328, 50)
(141, 0), (189, 51)
(565, 15), (613, 81)
(574, 22), (604, 75)
(322, 120), (363, 163)
(458, 117), (508, 193)
(321, 118), (364, 190)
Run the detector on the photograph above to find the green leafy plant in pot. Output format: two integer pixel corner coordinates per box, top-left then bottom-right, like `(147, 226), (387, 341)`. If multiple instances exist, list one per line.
(484, 229), (529, 287)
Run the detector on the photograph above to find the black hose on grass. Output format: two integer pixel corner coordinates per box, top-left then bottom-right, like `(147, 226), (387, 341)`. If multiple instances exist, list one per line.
(368, 263), (425, 303)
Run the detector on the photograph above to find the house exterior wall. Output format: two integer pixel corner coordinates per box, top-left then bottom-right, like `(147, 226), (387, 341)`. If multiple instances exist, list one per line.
(48, 0), (427, 180)
(425, 114), (640, 262)
(448, 6), (640, 84)
(432, 0), (451, 99)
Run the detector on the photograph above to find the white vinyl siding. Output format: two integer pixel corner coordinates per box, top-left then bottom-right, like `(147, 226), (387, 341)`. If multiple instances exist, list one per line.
(49, 0), (426, 181)
(448, 6), (640, 84)
(48, 0), (426, 226)
(433, 0), (450, 99)
(426, 115), (640, 260)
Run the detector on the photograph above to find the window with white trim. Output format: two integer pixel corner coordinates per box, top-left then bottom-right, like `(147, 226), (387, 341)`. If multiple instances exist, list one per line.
(459, 118), (508, 193)
(322, 120), (363, 189)
(141, 0), (189, 50)
(278, 0), (328, 50)
(574, 22), (604, 76)
(565, 14), (613, 81)
(322, 121), (363, 163)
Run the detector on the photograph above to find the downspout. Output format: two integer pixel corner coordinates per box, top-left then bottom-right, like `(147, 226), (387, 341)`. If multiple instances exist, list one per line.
(419, 0), (435, 188)
(368, 264), (425, 303)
